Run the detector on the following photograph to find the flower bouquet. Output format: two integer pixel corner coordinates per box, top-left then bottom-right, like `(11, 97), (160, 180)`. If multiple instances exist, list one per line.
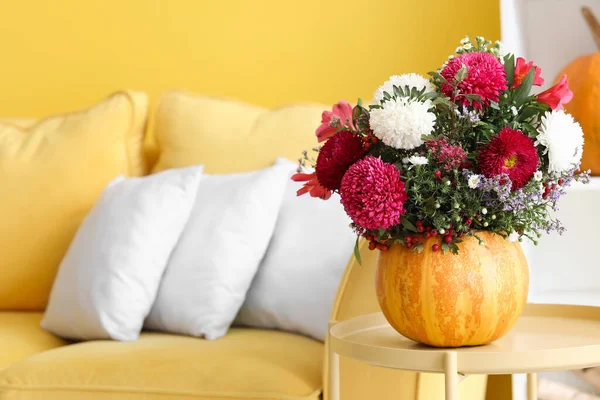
(293, 36), (590, 347)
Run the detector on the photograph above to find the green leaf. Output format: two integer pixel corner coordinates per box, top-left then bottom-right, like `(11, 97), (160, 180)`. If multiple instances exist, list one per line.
(420, 91), (438, 101)
(401, 218), (418, 233)
(353, 237), (362, 265)
(441, 243), (449, 254)
(428, 70), (449, 85)
(454, 64), (468, 83)
(513, 66), (535, 106)
(412, 244), (424, 254)
(433, 96), (455, 110)
(377, 228), (386, 240)
(504, 53), (515, 88)
(352, 105), (362, 122)
(357, 98), (363, 108)
(489, 101), (500, 110)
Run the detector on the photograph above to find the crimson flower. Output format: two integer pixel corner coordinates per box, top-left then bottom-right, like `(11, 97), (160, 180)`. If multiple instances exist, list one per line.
(441, 52), (507, 109)
(425, 138), (468, 171)
(478, 127), (539, 191)
(513, 57), (544, 88)
(291, 172), (332, 200)
(339, 156), (408, 230)
(315, 101), (355, 142)
(316, 131), (367, 191)
(536, 75), (573, 110)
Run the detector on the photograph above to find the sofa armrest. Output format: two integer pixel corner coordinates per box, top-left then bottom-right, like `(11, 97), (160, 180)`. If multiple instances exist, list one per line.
(323, 240), (488, 400)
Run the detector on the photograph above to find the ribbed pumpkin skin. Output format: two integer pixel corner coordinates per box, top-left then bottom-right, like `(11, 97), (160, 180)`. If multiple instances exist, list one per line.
(559, 53), (600, 174)
(376, 232), (529, 347)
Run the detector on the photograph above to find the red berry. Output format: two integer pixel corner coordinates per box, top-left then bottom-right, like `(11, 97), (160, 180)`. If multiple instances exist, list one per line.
(406, 242), (413, 248)
(434, 170), (442, 179)
(405, 236), (411, 244)
(558, 178), (564, 185)
(369, 241), (376, 250)
(415, 221), (423, 226)
(376, 243), (386, 250)
(365, 234), (374, 241)
(424, 232), (431, 238)
(425, 225), (432, 231)
(417, 226), (424, 233)
(465, 218), (472, 225)
(551, 183), (557, 190)
(432, 244), (440, 252)
(444, 235), (453, 243)
(364, 143), (371, 151)
(371, 136), (379, 144)
(431, 229), (438, 236)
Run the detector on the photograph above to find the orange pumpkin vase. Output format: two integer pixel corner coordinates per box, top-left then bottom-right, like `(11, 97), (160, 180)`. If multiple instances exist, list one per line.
(375, 232), (529, 347)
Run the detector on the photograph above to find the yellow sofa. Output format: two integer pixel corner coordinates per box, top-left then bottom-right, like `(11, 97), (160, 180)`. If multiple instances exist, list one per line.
(0, 91), (489, 400)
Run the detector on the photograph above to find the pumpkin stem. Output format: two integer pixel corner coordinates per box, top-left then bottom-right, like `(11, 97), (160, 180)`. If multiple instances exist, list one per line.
(582, 7), (600, 50)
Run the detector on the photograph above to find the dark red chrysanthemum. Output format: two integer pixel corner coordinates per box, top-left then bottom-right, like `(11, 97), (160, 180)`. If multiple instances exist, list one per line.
(441, 52), (508, 109)
(315, 130), (367, 191)
(425, 138), (468, 171)
(478, 127), (539, 191)
(339, 156), (408, 230)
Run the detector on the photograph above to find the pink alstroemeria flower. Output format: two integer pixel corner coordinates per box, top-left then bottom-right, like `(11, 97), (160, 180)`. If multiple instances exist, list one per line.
(513, 57), (544, 88)
(536, 75), (573, 110)
(291, 172), (332, 200)
(315, 101), (355, 143)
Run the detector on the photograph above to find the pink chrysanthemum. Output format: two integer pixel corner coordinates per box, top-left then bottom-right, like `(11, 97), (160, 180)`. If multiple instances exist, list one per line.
(426, 138), (468, 171)
(339, 156), (408, 230)
(441, 52), (507, 109)
(478, 127), (539, 191)
(316, 131), (367, 191)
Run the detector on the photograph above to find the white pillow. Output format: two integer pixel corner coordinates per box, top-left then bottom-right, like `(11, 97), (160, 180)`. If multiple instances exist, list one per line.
(235, 160), (355, 341)
(144, 163), (290, 340)
(41, 166), (203, 341)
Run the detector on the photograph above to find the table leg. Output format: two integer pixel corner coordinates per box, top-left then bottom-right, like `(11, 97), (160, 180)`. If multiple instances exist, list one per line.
(329, 348), (340, 400)
(527, 373), (537, 400)
(444, 352), (459, 400)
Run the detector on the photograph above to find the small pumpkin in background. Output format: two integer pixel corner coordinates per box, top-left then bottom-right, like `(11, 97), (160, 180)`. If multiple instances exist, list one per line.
(557, 7), (600, 174)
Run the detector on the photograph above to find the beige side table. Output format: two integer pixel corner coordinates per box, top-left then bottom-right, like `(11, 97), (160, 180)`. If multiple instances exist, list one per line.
(328, 304), (600, 400)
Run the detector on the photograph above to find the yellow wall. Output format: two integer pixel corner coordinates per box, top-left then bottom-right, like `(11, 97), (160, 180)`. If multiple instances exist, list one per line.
(0, 0), (499, 117)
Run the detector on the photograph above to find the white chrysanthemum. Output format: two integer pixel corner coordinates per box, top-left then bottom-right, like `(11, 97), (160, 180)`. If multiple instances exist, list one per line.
(468, 174), (481, 189)
(372, 73), (434, 105)
(370, 98), (436, 150)
(533, 171), (543, 182)
(402, 155), (428, 167)
(536, 110), (584, 174)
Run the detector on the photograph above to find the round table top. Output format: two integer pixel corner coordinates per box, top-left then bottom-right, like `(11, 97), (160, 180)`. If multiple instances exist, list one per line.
(329, 304), (600, 375)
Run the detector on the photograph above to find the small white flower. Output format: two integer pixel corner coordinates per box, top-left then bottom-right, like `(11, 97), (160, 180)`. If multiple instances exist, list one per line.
(369, 97), (436, 150)
(402, 155), (429, 167)
(534, 171), (543, 182)
(456, 46), (463, 53)
(372, 73), (434, 105)
(511, 106), (518, 116)
(460, 36), (470, 45)
(481, 208), (488, 215)
(508, 231), (520, 242)
(463, 43), (473, 50)
(468, 174), (481, 189)
(536, 110), (584, 174)
(495, 40), (509, 58)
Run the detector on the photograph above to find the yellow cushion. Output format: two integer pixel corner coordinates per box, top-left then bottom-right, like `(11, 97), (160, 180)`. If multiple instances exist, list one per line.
(0, 312), (66, 371)
(151, 91), (326, 173)
(0, 91), (149, 310)
(0, 328), (323, 400)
